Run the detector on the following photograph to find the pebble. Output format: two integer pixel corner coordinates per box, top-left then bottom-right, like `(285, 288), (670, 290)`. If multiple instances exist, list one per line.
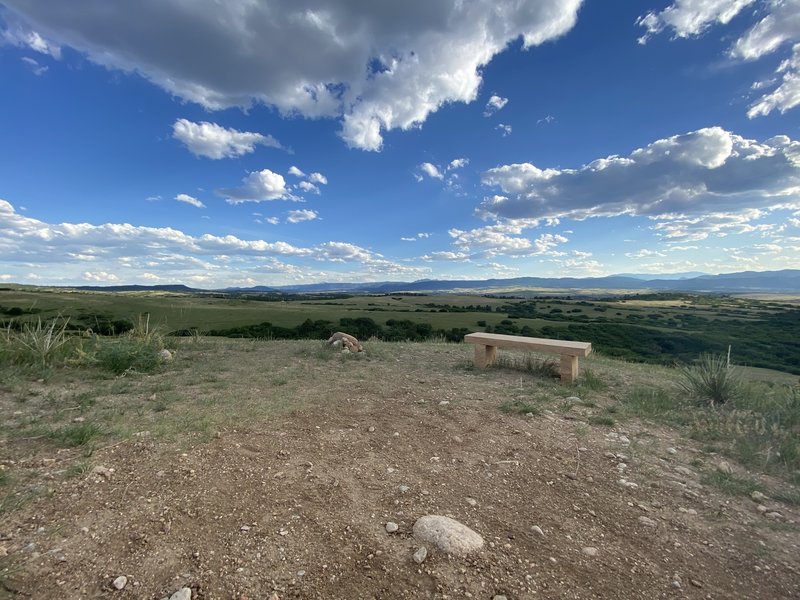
(399, 485), (410, 493)
(674, 466), (694, 477)
(91, 466), (114, 480)
(750, 491), (768, 503)
(618, 479), (638, 489)
(531, 525), (544, 537)
(413, 546), (428, 564)
(438, 401), (450, 406)
(582, 546), (598, 557)
(112, 576), (127, 590)
(158, 349), (173, 362)
(385, 522), (399, 533)
(765, 511), (783, 520)
(368, 426), (375, 433)
(716, 461), (733, 474)
(465, 497), (477, 507)
(618, 435), (631, 444)
(493, 596), (508, 600)
(565, 396), (581, 403)
(666, 447), (677, 455)
(689, 579), (703, 589)
(637, 516), (658, 528)
(671, 580), (682, 589)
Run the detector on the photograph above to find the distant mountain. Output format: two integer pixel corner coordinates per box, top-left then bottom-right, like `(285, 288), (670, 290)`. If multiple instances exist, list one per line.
(41, 269), (800, 295)
(617, 271), (709, 280)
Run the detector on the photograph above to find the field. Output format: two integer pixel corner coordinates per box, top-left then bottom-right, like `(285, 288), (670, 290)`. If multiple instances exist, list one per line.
(2, 287), (800, 374)
(1, 330), (799, 599)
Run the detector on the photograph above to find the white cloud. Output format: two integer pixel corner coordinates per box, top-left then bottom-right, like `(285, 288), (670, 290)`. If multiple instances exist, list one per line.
(483, 94), (508, 116)
(217, 169), (295, 204)
(172, 119), (282, 159)
(82, 271), (120, 283)
(297, 181), (320, 194)
(748, 44), (800, 117)
(417, 232), (431, 239)
(419, 162), (444, 180)
(266, 216), (280, 225)
(651, 209), (775, 242)
(20, 56), (47, 75)
(625, 249), (667, 259)
(1, 0), (582, 150)
(637, 0), (756, 42)
(400, 237), (417, 242)
(0, 198), (427, 285)
(496, 124), (512, 137)
(308, 172), (328, 185)
(537, 115), (555, 125)
(175, 193), (205, 209)
(448, 224), (568, 258)
(288, 166), (305, 177)
(1, 20), (61, 57)
(448, 158), (469, 170)
(638, 0), (800, 118)
(481, 127), (800, 221)
(422, 251), (472, 261)
(286, 209), (319, 224)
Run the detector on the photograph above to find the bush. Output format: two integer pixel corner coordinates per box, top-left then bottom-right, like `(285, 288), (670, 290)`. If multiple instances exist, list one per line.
(677, 353), (742, 407)
(94, 337), (163, 375)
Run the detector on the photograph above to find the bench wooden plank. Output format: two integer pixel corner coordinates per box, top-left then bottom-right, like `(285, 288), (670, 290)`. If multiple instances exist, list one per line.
(464, 332), (591, 383)
(464, 332), (591, 357)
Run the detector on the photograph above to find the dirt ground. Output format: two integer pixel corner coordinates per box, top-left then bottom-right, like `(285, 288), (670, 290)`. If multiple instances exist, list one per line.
(1, 339), (798, 599)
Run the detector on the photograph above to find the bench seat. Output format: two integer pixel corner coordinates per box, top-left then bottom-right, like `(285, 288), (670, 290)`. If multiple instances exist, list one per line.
(464, 332), (592, 383)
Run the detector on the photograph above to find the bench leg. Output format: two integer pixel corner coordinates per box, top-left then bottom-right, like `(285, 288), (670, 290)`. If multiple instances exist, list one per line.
(473, 345), (497, 368)
(560, 355), (578, 383)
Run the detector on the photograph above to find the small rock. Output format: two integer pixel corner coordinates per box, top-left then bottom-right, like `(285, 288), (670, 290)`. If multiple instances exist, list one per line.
(72, 416), (85, 423)
(412, 515), (484, 556)
(531, 525), (544, 537)
(169, 588), (192, 600)
(756, 504), (768, 513)
(453, 436), (463, 443)
(618, 435), (630, 444)
(689, 579), (703, 589)
(565, 472), (578, 480)
(750, 491), (768, 503)
(91, 466), (113, 479)
(493, 596), (508, 600)
(385, 522), (399, 533)
(666, 447), (677, 455)
(296, 570), (306, 577)
(674, 466), (694, 478)
(438, 401), (450, 406)
(398, 485), (410, 493)
(618, 479), (638, 489)
(565, 396), (581, 403)
(240, 525), (251, 532)
(158, 349), (173, 362)
(465, 497), (477, 507)
(603, 451), (616, 459)
(765, 511), (783, 520)
(368, 426), (375, 433)
(112, 576), (128, 591)
(716, 461), (733, 475)
(413, 546), (428, 564)
(671, 580), (682, 589)
(638, 516), (658, 528)
(582, 546), (598, 557)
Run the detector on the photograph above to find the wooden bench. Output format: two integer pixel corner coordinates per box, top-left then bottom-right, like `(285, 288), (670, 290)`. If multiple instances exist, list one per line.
(464, 332), (592, 383)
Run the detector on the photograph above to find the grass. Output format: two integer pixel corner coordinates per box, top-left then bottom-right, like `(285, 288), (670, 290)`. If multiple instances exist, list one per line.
(492, 353), (560, 379)
(499, 399), (541, 415)
(587, 414), (616, 427)
(701, 470), (761, 497)
(49, 422), (102, 447)
(678, 353), (743, 406)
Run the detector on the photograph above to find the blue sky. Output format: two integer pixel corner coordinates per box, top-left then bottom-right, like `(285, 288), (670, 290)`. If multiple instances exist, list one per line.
(1, 0), (799, 288)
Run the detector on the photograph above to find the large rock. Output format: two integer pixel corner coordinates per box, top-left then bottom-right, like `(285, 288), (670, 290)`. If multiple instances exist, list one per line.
(412, 515), (484, 556)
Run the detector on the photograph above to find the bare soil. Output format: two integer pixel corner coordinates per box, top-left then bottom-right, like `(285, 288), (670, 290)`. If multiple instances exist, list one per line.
(1, 339), (798, 599)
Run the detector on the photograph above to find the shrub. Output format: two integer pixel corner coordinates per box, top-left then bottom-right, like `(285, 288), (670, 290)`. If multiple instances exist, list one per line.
(12, 317), (72, 367)
(94, 337), (162, 375)
(678, 353), (742, 407)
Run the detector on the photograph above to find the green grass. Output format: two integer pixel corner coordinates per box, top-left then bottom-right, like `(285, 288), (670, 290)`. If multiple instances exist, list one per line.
(93, 337), (163, 374)
(580, 368), (608, 391)
(678, 353), (743, 406)
(49, 422), (102, 447)
(492, 353), (560, 379)
(588, 415), (616, 427)
(499, 399), (541, 415)
(701, 470), (761, 497)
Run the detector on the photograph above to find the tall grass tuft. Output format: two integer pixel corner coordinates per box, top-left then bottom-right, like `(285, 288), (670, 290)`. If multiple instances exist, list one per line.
(677, 353), (742, 407)
(13, 317), (72, 368)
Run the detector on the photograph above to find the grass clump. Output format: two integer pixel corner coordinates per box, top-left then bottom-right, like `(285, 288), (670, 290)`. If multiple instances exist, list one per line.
(499, 399), (541, 416)
(49, 422), (102, 447)
(588, 414), (616, 427)
(678, 353), (742, 407)
(493, 353), (560, 379)
(94, 337), (163, 375)
(701, 470), (761, 497)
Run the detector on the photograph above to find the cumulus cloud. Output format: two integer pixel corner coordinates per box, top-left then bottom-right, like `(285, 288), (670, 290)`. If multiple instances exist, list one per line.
(480, 127), (800, 222)
(172, 119), (282, 159)
(638, 0), (800, 117)
(286, 209), (319, 223)
(217, 169), (295, 204)
(175, 193), (205, 208)
(308, 172), (327, 185)
(288, 166), (305, 177)
(448, 224), (568, 258)
(419, 162), (444, 180)
(0, 198), (424, 285)
(483, 94), (508, 116)
(496, 124), (512, 137)
(448, 158), (469, 170)
(1, 0), (582, 150)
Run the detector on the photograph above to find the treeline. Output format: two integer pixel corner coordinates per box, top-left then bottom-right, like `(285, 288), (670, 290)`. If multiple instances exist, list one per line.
(195, 317), (470, 343)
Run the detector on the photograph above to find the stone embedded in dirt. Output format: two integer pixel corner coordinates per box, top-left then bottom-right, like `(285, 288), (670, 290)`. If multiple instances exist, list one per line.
(565, 396), (581, 403)
(412, 546), (428, 564)
(493, 595), (508, 600)
(666, 447), (677, 455)
(385, 522), (399, 533)
(398, 485), (410, 493)
(169, 588), (192, 600)
(465, 497), (477, 507)
(618, 479), (638, 489)
(412, 515), (484, 556)
(112, 575), (127, 590)
(690, 579), (703, 588)
(674, 466), (694, 478)
(582, 546), (598, 556)
(158, 349), (173, 361)
(91, 466), (113, 479)
(765, 511), (784, 520)
(638, 516), (658, 528)
(438, 400), (449, 406)
(750, 491), (768, 503)
(531, 525), (544, 537)
(716, 461), (733, 474)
